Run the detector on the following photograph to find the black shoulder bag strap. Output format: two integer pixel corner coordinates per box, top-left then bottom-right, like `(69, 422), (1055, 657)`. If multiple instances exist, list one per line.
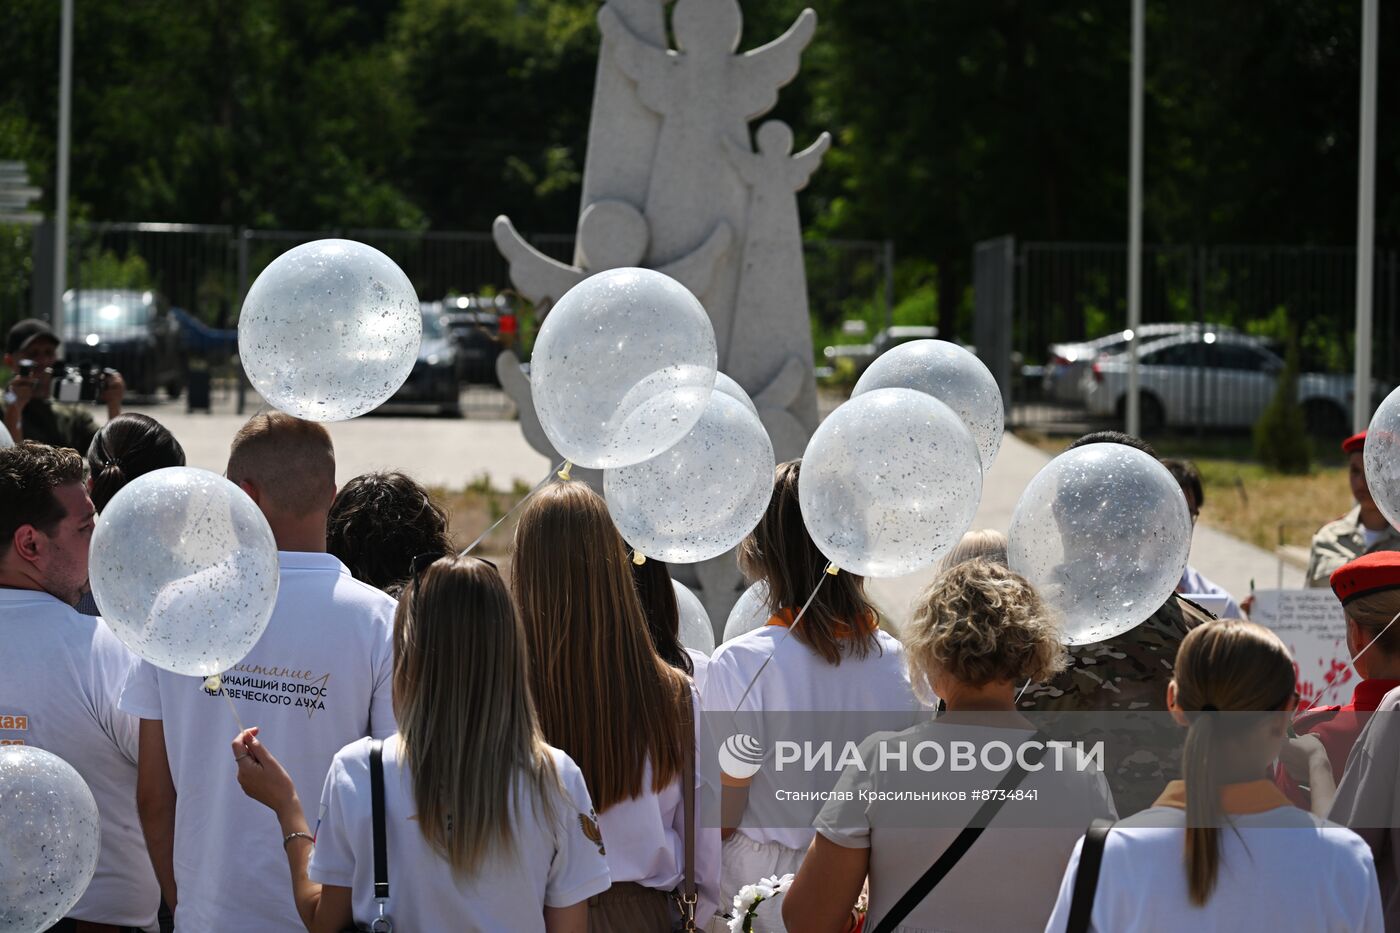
(870, 734), (1048, 933)
(368, 738), (392, 932)
(676, 691), (698, 932)
(1065, 818), (1114, 933)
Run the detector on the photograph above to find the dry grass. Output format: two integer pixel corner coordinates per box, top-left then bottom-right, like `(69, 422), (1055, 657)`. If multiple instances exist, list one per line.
(428, 474), (532, 558)
(1018, 432), (1353, 556)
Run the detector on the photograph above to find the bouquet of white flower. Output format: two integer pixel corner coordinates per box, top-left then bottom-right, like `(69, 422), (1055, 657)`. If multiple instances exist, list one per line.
(728, 873), (794, 933)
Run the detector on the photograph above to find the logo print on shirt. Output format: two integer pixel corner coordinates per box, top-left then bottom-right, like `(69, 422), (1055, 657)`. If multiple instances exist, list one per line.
(580, 809), (605, 856)
(202, 665), (333, 718)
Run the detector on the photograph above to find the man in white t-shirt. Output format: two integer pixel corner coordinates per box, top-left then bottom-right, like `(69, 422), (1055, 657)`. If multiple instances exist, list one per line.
(120, 413), (397, 933)
(0, 442), (160, 931)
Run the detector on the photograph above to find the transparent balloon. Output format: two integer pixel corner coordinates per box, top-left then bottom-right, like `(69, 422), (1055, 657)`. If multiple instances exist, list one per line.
(605, 391), (774, 562)
(672, 581), (716, 655)
(0, 746), (100, 933)
(90, 467), (280, 676)
(1008, 443), (1192, 646)
(530, 268), (717, 469)
(852, 339), (1003, 473)
(239, 238), (422, 421)
(723, 582), (773, 643)
(0, 421), (11, 449)
(1366, 387), (1400, 531)
(799, 388), (983, 577)
(713, 372), (759, 416)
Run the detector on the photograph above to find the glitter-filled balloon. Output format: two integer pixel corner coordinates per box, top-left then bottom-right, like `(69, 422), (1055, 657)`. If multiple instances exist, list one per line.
(605, 391), (774, 563)
(713, 372), (759, 416)
(673, 581), (716, 655)
(1008, 443), (1192, 645)
(239, 238), (422, 421)
(799, 389), (983, 578)
(723, 582), (773, 643)
(89, 467), (280, 676)
(852, 339), (1004, 473)
(0, 746), (100, 933)
(530, 268), (717, 469)
(1366, 387), (1400, 531)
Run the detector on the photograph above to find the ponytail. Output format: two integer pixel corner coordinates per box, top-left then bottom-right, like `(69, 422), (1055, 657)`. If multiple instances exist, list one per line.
(1182, 713), (1221, 906)
(86, 413), (185, 512)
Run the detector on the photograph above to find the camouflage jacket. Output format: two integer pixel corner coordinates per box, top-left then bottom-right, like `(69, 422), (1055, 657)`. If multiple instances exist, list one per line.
(1019, 593), (1215, 815)
(20, 398), (101, 453)
(1304, 505), (1400, 589)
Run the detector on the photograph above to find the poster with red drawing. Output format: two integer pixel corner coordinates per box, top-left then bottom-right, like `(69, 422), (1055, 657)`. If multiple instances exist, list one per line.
(1250, 589), (1354, 709)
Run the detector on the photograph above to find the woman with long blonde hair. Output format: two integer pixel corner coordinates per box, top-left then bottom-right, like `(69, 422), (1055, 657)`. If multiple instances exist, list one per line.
(512, 480), (720, 930)
(1046, 620), (1381, 931)
(232, 555), (611, 932)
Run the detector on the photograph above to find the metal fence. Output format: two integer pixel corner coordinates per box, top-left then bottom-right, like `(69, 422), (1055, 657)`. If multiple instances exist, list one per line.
(974, 236), (1400, 439)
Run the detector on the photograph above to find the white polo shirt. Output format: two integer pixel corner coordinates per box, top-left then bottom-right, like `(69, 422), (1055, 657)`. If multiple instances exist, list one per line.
(0, 587), (159, 931)
(309, 736), (612, 930)
(119, 552), (397, 933)
(1045, 793), (1382, 932)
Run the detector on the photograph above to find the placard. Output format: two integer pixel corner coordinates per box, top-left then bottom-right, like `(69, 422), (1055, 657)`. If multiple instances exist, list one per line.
(1250, 588), (1354, 709)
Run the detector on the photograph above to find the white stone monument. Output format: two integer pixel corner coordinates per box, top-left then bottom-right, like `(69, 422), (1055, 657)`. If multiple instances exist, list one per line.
(494, 0), (825, 625)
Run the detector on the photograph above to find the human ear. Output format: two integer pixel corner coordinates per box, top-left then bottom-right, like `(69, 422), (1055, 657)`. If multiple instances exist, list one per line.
(1166, 680), (1189, 727)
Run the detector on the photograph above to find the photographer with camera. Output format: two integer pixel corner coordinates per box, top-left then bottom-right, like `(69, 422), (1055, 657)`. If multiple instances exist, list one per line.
(3, 318), (125, 452)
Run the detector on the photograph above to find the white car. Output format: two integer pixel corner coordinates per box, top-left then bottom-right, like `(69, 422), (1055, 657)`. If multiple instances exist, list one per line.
(1083, 331), (1355, 433)
(1043, 322), (1234, 403)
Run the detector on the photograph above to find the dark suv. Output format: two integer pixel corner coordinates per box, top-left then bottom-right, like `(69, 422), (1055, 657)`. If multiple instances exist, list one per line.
(61, 289), (184, 398)
(442, 295), (517, 385)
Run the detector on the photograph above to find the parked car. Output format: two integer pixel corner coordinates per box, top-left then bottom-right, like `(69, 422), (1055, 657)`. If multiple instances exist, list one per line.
(443, 295), (516, 385)
(821, 325), (939, 377)
(382, 303), (461, 416)
(61, 289), (184, 398)
(1043, 322), (1237, 403)
(1083, 330), (1358, 435)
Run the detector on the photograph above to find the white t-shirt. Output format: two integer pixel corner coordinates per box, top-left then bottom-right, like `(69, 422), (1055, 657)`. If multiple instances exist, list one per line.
(686, 647), (710, 695)
(0, 587), (159, 931)
(309, 735), (611, 931)
(119, 551), (397, 933)
(1045, 803), (1383, 932)
(703, 623), (923, 850)
(595, 687), (722, 920)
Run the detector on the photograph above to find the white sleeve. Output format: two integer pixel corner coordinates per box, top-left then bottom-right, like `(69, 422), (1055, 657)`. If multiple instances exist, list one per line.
(307, 755), (357, 888)
(1333, 828), (1385, 933)
(545, 755), (612, 908)
(117, 657), (163, 721)
(367, 607), (398, 740)
(1042, 835), (1084, 933)
(90, 627), (141, 764)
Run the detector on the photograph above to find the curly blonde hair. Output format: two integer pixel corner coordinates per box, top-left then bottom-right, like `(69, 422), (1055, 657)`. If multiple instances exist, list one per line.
(905, 558), (1067, 700)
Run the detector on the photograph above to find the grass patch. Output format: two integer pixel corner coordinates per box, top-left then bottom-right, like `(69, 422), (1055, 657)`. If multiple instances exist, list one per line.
(1017, 431), (1352, 555)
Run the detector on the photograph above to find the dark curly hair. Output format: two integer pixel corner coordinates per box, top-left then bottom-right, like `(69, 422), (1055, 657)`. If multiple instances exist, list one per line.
(327, 471), (452, 596)
(0, 442), (87, 558)
(87, 413), (186, 512)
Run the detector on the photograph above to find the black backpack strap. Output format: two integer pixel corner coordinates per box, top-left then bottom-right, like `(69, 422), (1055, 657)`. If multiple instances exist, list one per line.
(870, 735), (1048, 933)
(1065, 818), (1114, 933)
(370, 738), (389, 901)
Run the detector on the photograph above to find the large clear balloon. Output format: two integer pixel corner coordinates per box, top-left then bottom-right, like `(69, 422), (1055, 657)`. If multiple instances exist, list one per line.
(530, 268), (718, 469)
(605, 391), (774, 562)
(852, 339), (1004, 473)
(0, 421), (11, 449)
(0, 746), (100, 933)
(239, 238), (422, 421)
(713, 372), (759, 416)
(90, 467), (280, 676)
(672, 581), (716, 655)
(723, 582), (773, 643)
(799, 389), (983, 577)
(1008, 443), (1192, 645)
(1366, 387), (1400, 530)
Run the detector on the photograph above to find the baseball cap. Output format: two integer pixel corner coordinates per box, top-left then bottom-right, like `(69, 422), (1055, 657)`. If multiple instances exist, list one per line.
(6, 319), (60, 356)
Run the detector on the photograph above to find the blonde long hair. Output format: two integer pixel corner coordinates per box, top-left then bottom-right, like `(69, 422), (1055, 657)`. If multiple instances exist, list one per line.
(1172, 620), (1295, 906)
(512, 480), (690, 811)
(393, 555), (560, 875)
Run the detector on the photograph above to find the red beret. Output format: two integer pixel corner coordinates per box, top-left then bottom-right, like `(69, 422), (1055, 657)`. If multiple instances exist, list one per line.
(1343, 431), (1367, 454)
(1331, 551), (1400, 605)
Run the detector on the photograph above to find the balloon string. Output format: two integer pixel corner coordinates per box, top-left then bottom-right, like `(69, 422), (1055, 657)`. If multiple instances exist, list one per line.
(733, 563), (836, 711)
(204, 674), (247, 732)
(1015, 677), (1033, 704)
(1298, 607), (1400, 715)
(458, 460), (565, 558)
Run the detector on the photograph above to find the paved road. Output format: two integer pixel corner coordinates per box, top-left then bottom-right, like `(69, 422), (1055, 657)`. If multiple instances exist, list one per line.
(130, 396), (1299, 628)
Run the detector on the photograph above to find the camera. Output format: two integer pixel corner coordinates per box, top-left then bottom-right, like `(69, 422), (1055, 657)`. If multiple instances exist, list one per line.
(16, 359), (34, 378)
(51, 362), (116, 404)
